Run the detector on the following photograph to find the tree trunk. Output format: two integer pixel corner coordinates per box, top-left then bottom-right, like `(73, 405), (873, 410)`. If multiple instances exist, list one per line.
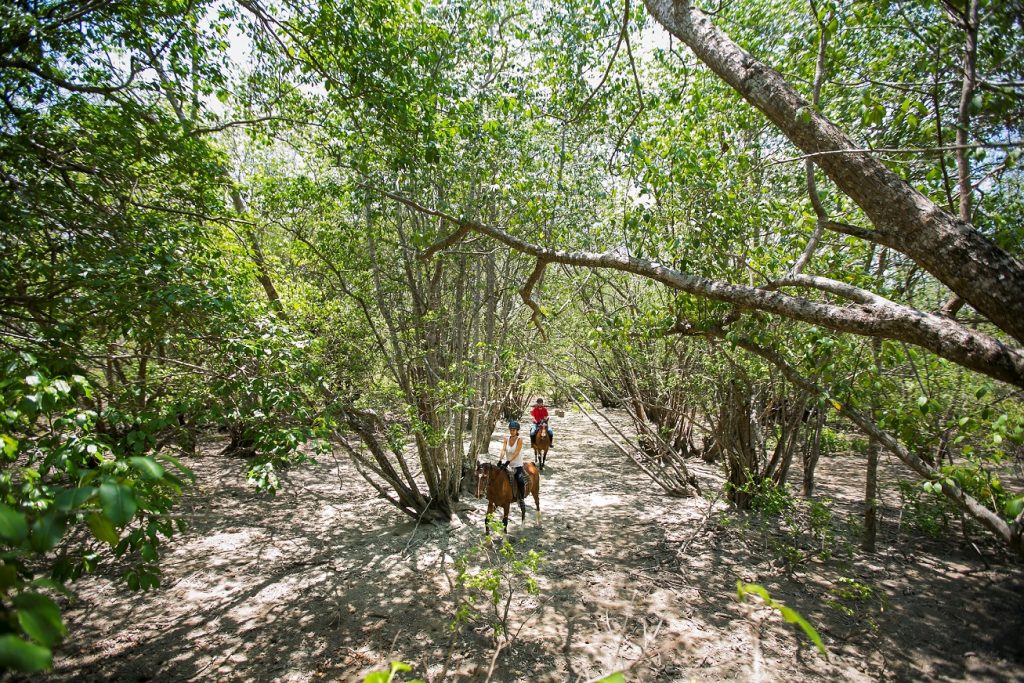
(802, 407), (824, 497)
(863, 436), (880, 552)
(642, 0), (1024, 345)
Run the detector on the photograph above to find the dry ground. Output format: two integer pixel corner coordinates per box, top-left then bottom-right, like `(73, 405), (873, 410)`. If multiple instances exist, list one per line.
(15, 407), (1024, 682)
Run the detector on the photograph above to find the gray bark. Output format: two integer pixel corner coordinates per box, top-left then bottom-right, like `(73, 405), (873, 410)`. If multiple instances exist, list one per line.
(730, 336), (1022, 556)
(437, 217), (1024, 388)
(642, 0), (1024, 345)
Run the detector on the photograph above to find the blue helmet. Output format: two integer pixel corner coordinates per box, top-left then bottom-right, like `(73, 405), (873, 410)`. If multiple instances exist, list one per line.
(508, 420), (520, 430)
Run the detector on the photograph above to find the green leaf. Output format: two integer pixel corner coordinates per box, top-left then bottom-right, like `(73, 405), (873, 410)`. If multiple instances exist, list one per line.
(593, 674), (627, 683)
(1, 434), (17, 458)
(54, 487), (94, 512)
(128, 456), (164, 480)
(30, 514), (67, 552)
(155, 452), (195, 481)
(99, 482), (137, 526)
(0, 635), (52, 672)
(777, 605), (826, 655)
(0, 563), (18, 590)
(363, 673), (388, 683)
(737, 581), (826, 656)
(1004, 497), (1024, 519)
(0, 504), (28, 544)
(86, 513), (119, 547)
(13, 593), (66, 647)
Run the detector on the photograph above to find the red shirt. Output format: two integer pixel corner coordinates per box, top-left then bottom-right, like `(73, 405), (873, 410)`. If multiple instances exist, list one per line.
(530, 405), (549, 423)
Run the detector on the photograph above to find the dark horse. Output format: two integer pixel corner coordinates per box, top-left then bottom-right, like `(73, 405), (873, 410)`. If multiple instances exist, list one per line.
(533, 418), (551, 471)
(475, 462), (541, 534)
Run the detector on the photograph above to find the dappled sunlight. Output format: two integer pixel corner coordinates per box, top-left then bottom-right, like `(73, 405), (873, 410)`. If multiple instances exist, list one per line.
(14, 409), (1021, 682)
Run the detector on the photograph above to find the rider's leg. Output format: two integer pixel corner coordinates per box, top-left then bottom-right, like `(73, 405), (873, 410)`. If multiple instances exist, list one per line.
(514, 466), (526, 503)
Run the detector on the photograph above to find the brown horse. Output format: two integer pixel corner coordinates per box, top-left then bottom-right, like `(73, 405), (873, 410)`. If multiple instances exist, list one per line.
(475, 462), (541, 534)
(533, 420), (551, 471)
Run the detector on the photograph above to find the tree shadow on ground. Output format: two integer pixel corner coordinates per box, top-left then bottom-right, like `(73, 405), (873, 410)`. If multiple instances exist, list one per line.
(15, 412), (1024, 683)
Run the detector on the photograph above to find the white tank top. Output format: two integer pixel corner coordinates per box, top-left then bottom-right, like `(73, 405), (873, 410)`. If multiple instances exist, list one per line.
(502, 435), (524, 469)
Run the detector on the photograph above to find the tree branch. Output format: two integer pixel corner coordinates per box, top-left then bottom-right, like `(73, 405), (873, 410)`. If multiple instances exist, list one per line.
(380, 190), (1024, 387)
(722, 334), (1021, 555)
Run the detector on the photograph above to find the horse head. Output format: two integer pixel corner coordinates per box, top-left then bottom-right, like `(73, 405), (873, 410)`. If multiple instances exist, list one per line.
(475, 461), (491, 499)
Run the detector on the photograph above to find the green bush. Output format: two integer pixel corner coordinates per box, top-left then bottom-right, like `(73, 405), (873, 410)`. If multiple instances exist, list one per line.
(0, 354), (194, 672)
(897, 480), (956, 538)
(824, 576), (888, 633)
(452, 518), (543, 642)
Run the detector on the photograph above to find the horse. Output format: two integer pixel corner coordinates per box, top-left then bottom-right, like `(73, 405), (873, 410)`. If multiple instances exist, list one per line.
(533, 418), (551, 471)
(475, 461), (540, 534)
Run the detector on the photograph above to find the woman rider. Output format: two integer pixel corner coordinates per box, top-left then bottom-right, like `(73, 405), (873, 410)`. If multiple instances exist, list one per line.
(530, 397), (553, 447)
(500, 420), (527, 507)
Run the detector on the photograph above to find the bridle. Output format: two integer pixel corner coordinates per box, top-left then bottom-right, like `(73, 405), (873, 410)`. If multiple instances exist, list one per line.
(475, 463), (492, 499)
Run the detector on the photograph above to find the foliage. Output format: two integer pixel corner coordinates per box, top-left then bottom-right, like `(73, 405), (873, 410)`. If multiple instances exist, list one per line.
(824, 576), (888, 634)
(721, 489), (854, 573)
(730, 476), (795, 518)
(1, 0), (1023, 669)
(0, 353), (192, 671)
(362, 660), (425, 683)
(736, 581), (827, 657)
(897, 480), (958, 539)
(452, 517), (543, 643)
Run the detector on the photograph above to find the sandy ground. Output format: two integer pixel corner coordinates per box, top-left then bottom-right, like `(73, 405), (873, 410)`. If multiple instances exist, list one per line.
(14, 407), (1024, 682)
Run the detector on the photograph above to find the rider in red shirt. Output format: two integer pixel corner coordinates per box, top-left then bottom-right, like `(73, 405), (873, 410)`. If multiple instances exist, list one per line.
(530, 398), (553, 446)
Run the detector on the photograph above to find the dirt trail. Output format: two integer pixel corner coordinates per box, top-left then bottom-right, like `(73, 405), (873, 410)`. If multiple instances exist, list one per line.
(21, 407), (1024, 682)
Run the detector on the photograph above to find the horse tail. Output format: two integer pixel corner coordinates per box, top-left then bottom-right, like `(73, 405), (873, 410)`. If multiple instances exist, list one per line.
(526, 462), (540, 510)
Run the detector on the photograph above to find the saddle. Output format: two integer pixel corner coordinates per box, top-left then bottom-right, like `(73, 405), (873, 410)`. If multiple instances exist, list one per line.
(506, 468), (528, 505)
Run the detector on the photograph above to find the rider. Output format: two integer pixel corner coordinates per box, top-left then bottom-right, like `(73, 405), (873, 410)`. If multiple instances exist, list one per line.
(500, 420), (528, 508)
(529, 397), (553, 447)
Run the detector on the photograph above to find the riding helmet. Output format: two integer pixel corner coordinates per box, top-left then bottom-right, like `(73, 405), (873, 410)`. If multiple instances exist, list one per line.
(508, 420), (520, 430)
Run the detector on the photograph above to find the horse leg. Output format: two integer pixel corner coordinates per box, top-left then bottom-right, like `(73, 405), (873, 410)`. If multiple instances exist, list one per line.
(502, 503), (509, 534)
(485, 502), (496, 535)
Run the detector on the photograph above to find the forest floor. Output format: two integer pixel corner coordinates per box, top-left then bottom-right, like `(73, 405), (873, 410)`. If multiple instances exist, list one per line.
(18, 407), (1024, 682)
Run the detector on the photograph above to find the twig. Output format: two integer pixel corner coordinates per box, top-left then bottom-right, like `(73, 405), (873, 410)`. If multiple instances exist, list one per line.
(402, 499), (435, 557)
(481, 597), (550, 682)
(768, 141), (1022, 165)
(680, 491), (724, 555)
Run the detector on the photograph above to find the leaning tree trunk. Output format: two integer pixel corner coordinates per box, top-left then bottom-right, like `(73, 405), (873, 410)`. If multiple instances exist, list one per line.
(642, 0), (1024, 345)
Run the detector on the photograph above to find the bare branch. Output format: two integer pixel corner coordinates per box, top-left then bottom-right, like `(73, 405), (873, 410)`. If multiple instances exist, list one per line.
(379, 193), (1024, 387)
(520, 260), (549, 341)
(725, 334), (1022, 555)
(767, 141), (1022, 166)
